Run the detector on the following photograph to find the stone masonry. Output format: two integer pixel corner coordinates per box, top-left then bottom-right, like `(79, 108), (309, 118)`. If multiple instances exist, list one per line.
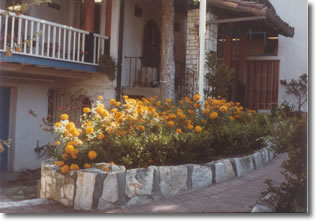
(185, 9), (218, 95)
(40, 147), (275, 211)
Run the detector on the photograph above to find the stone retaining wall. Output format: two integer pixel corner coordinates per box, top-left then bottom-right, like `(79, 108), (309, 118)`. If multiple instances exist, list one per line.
(40, 147), (275, 211)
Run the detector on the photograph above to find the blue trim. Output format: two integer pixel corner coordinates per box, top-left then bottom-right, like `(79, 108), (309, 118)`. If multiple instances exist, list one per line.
(0, 53), (98, 72)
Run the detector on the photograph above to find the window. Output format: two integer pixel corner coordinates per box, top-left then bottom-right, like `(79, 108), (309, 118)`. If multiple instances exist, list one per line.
(47, 89), (64, 123)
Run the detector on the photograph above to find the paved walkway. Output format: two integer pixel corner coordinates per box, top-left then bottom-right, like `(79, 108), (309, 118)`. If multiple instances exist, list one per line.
(0, 154), (287, 214)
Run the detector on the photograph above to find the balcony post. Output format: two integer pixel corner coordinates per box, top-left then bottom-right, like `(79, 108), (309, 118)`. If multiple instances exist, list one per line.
(85, 0), (95, 32)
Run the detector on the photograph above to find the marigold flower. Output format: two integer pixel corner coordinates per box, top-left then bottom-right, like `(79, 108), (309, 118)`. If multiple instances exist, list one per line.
(71, 128), (80, 137)
(70, 164), (80, 171)
(167, 121), (175, 128)
(101, 109), (110, 118)
(54, 161), (64, 167)
(153, 113), (159, 118)
(123, 95), (128, 99)
(195, 126), (202, 133)
(65, 145), (75, 154)
(60, 114), (69, 120)
(187, 124), (194, 130)
(83, 107), (91, 113)
(202, 109), (210, 115)
(201, 119), (207, 124)
(86, 127), (94, 134)
(55, 141), (61, 146)
(61, 165), (69, 174)
(104, 166), (109, 172)
(97, 134), (105, 140)
(115, 102), (121, 107)
(66, 122), (75, 130)
(210, 112), (218, 120)
(98, 96), (103, 100)
(188, 109), (195, 115)
(235, 115), (240, 119)
(185, 97), (191, 103)
(156, 101), (161, 106)
(75, 139), (83, 146)
(148, 159), (153, 164)
(193, 94), (201, 102)
(109, 161), (116, 165)
(62, 153), (69, 160)
(84, 163), (92, 169)
(111, 108), (118, 114)
(219, 105), (228, 113)
(88, 150), (97, 160)
(55, 122), (62, 127)
(229, 116), (235, 121)
(176, 128), (182, 134)
(138, 125), (145, 131)
(110, 99), (117, 106)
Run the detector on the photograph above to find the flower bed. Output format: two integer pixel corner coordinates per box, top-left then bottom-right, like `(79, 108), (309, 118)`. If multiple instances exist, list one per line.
(40, 147), (275, 211)
(51, 95), (272, 171)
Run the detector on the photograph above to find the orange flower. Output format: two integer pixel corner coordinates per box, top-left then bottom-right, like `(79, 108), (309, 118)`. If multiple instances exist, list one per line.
(104, 166), (109, 172)
(62, 153), (69, 160)
(148, 159), (153, 164)
(60, 114), (69, 120)
(176, 128), (182, 134)
(185, 97), (191, 103)
(71, 128), (80, 137)
(138, 125), (145, 131)
(202, 109), (210, 115)
(54, 161), (64, 167)
(188, 109), (195, 115)
(97, 134), (105, 140)
(98, 96), (103, 100)
(201, 119), (207, 124)
(86, 121), (92, 126)
(86, 127), (94, 134)
(111, 108), (118, 114)
(88, 150), (97, 160)
(193, 94), (201, 102)
(210, 112), (218, 120)
(187, 124), (193, 130)
(84, 163), (92, 169)
(55, 141), (61, 146)
(195, 126), (202, 133)
(235, 115), (240, 119)
(83, 107), (91, 113)
(229, 116), (235, 121)
(167, 121), (175, 128)
(109, 161), (115, 165)
(65, 145), (75, 154)
(61, 165), (69, 174)
(110, 99), (117, 106)
(70, 164), (80, 171)
(66, 122), (75, 130)
(115, 102), (121, 107)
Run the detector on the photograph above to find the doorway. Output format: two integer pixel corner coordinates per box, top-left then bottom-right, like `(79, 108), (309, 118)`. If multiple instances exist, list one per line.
(0, 87), (11, 171)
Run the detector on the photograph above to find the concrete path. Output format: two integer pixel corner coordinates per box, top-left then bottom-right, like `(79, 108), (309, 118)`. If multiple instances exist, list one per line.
(0, 154), (287, 214)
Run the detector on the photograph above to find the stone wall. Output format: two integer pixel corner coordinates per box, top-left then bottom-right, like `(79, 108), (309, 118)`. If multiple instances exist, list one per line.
(40, 147), (275, 211)
(185, 9), (218, 95)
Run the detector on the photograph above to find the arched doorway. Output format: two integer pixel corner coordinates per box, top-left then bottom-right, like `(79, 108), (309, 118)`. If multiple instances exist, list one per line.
(143, 20), (161, 68)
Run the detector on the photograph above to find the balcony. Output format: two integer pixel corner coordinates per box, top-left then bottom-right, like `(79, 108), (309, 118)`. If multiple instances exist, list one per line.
(0, 9), (109, 77)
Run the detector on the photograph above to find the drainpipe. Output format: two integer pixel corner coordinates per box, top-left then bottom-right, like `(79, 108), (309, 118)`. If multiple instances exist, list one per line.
(199, 0), (207, 101)
(116, 0), (125, 100)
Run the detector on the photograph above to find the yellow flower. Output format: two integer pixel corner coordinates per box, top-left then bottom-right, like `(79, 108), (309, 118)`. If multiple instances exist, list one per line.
(110, 99), (117, 106)
(193, 94), (201, 102)
(97, 134), (105, 140)
(210, 112), (218, 120)
(111, 108), (118, 114)
(66, 122), (75, 130)
(229, 116), (235, 121)
(55, 141), (61, 146)
(65, 145), (75, 154)
(98, 96), (103, 100)
(188, 109), (195, 115)
(86, 127), (94, 134)
(187, 124), (193, 130)
(153, 113), (159, 118)
(219, 105), (228, 113)
(185, 97), (191, 103)
(60, 114), (69, 120)
(104, 166), (109, 172)
(195, 126), (202, 133)
(115, 102), (121, 107)
(75, 139), (83, 146)
(167, 121), (175, 128)
(84, 163), (92, 169)
(61, 165), (69, 174)
(123, 95), (129, 99)
(88, 150), (97, 160)
(156, 101), (161, 106)
(54, 161), (64, 167)
(83, 107), (91, 113)
(70, 164), (80, 171)
(138, 125), (145, 131)
(176, 128), (182, 134)
(55, 122), (62, 127)
(101, 109), (110, 118)
(71, 128), (80, 137)
(86, 121), (92, 126)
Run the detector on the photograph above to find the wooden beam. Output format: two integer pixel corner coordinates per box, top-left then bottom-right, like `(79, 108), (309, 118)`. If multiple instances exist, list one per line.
(0, 62), (92, 80)
(208, 16), (265, 24)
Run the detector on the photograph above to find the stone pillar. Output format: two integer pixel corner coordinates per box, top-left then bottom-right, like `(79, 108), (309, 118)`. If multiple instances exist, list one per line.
(85, 0), (95, 32)
(185, 9), (218, 96)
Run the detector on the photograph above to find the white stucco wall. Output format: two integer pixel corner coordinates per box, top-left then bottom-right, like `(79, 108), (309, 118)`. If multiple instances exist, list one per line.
(2, 73), (115, 172)
(269, 0), (308, 111)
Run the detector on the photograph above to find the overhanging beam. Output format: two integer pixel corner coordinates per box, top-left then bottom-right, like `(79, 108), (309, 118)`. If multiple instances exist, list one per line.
(208, 16), (266, 24)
